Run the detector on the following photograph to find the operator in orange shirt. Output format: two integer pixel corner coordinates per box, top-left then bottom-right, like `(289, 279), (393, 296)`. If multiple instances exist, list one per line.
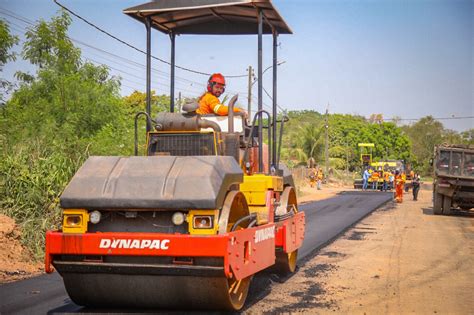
(197, 73), (246, 116)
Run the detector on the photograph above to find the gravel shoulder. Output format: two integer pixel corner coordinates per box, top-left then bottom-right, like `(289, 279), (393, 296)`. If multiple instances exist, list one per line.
(246, 188), (474, 314)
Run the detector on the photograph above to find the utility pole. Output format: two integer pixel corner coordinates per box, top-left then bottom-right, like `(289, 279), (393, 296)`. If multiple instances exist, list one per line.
(345, 145), (349, 177)
(178, 92), (182, 112)
(325, 106), (329, 177)
(247, 65), (253, 115)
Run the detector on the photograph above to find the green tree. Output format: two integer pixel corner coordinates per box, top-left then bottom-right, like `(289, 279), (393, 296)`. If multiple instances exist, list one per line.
(460, 129), (474, 144)
(123, 90), (169, 114)
(0, 11), (127, 258)
(402, 116), (444, 174)
(0, 20), (19, 104)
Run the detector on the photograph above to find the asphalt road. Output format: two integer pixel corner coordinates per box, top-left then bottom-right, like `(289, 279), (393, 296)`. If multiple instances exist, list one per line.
(0, 191), (392, 315)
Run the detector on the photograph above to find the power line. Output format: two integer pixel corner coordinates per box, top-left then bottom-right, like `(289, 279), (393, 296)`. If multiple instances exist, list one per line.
(385, 116), (474, 122)
(261, 86), (285, 112)
(52, 0), (248, 78)
(2, 17), (202, 95)
(0, 10), (248, 96)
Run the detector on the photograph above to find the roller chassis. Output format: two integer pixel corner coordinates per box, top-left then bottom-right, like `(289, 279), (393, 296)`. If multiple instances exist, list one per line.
(45, 212), (305, 281)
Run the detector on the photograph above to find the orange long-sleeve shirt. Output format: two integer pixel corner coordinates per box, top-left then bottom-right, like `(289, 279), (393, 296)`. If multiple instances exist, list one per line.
(197, 92), (241, 116)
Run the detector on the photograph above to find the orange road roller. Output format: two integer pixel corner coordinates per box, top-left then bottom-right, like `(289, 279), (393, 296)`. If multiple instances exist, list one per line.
(45, 0), (305, 310)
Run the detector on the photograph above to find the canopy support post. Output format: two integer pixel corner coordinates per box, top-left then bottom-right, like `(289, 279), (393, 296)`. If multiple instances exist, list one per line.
(272, 30), (278, 171)
(170, 32), (176, 113)
(145, 17), (152, 131)
(257, 8), (263, 173)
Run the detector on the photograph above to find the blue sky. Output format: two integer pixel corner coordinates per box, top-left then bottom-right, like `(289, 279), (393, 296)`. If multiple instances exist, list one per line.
(1, 0), (473, 131)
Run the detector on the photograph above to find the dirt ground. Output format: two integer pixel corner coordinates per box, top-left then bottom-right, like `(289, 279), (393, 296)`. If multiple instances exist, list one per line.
(2, 183), (472, 314)
(0, 214), (42, 284)
(246, 188), (474, 314)
(297, 181), (351, 204)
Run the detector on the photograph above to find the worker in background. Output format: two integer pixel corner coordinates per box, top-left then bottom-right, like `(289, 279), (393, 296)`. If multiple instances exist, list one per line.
(394, 170), (405, 203)
(389, 172), (395, 190)
(371, 169), (380, 190)
(362, 167), (370, 190)
(197, 73), (246, 116)
(403, 170), (410, 192)
(317, 167), (324, 190)
(308, 167), (317, 188)
(412, 173), (421, 201)
(383, 170), (391, 191)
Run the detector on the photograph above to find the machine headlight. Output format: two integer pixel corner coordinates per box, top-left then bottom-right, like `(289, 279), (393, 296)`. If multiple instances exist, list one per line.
(193, 215), (214, 229)
(62, 209), (89, 234)
(172, 212), (186, 225)
(89, 211), (101, 224)
(65, 215), (82, 227)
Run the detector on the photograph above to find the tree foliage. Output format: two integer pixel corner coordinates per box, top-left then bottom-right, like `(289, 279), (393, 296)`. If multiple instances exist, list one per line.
(0, 12), (128, 258)
(280, 111), (412, 172)
(402, 116), (473, 174)
(0, 20), (19, 104)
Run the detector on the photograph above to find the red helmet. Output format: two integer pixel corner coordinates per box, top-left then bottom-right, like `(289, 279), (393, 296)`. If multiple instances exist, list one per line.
(207, 73), (226, 93)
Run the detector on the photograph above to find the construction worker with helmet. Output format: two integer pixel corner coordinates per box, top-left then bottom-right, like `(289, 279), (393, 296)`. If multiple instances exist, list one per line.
(308, 167), (317, 188)
(383, 170), (391, 191)
(197, 73), (246, 116)
(371, 169), (380, 190)
(316, 167), (324, 190)
(394, 170), (405, 203)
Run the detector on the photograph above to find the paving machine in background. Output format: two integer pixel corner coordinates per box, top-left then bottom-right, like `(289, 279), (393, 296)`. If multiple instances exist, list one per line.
(44, 1), (305, 311)
(433, 144), (474, 215)
(353, 143), (374, 189)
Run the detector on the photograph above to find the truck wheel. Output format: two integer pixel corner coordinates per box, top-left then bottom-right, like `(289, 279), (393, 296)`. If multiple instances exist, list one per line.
(433, 191), (443, 215)
(442, 196), (452, 215)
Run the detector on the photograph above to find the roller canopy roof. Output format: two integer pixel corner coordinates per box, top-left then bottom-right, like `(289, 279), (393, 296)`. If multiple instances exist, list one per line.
(123, 0), (292, 35)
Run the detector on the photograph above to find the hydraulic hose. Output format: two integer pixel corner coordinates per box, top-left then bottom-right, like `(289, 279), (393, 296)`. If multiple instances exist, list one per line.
(230, 213), (257, 232)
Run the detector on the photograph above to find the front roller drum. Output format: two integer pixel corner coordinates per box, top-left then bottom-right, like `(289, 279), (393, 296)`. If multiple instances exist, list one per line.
(62, 273), (251, 310)
(60, 191), (252, 311)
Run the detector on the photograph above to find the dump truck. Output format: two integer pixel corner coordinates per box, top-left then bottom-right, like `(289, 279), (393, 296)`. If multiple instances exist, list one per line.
(433, 144), (474, 215)
(44, 0), (305, 311)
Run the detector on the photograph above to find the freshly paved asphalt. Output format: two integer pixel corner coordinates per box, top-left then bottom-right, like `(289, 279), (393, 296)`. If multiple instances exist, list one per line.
(0, 191), (393, 315)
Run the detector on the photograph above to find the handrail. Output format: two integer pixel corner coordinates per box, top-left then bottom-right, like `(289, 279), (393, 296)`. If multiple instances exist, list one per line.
(276, 113), (289, 168)
(243, 110), (272, 174)
(134, 111), (155, 156)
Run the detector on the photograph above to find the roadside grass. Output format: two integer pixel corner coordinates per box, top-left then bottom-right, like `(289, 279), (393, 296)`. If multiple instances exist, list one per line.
(0, 142), (86, 260)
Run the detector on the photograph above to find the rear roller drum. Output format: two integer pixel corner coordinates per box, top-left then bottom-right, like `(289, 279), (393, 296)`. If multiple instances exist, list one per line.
(218, 190), (253, 310)
(274, 186), (299, 274)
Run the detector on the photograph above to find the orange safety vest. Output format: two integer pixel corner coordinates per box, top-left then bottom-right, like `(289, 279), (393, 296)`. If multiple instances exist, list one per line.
(197, 92), (241, 116)
(371, 172), (379, 180)
(317, 170), (323, 180)
(384, 172), (390, 181)
(396, 174), (405, 185)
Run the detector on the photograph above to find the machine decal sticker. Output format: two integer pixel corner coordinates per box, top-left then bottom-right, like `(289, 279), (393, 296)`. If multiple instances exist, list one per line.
(99, 238), (170, 250)
(254, 226), (275, 243)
